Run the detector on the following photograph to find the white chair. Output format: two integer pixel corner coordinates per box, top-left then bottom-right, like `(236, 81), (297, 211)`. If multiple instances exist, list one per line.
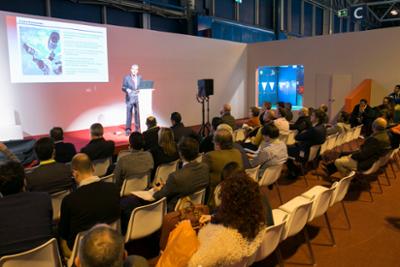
(326, 133), (338, 151)
(300, 144), (321, 186)
(154, 160), (179, 184)
(67, 231), (86, 267)
(125, 197), (167, 243)
(286, 131), (296, 145)
(273, 198), (315, 265)
(245, 165), (261, 181)
(258, 164), (284, 204)
(357, 159), (383, 201)
(51, 190), (70, 221)
(174, 188), (206, 211)
(334, 132), (346, 151)
(100, 173), (115, 183)
(0, 238), (62, 267)
(120, 173), (150, 197)
(92, 157), (112, 177)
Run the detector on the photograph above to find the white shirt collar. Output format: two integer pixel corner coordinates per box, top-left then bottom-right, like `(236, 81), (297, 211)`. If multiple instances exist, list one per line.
(78, 176), (101, 188)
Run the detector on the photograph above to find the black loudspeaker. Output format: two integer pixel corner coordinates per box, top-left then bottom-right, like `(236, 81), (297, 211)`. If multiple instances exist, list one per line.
(197, 79), (214, 97)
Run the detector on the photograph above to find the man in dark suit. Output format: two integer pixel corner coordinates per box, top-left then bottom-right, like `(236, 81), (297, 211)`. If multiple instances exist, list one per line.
(0, 160), (53, 257)
(290, 107), (312, 133)
(170, 112), (199, 143)
(59, 153), (120, 257)
(153, 136), (209, 211)
(80, 123), (115, 161)
(122, 64), (142, 135)
(287, 109), (327, 179)
(26, 137), (73, 194)
(50, 127), (76, 163)
(142, 116), (160, 150)
(350, 99), (376, 135)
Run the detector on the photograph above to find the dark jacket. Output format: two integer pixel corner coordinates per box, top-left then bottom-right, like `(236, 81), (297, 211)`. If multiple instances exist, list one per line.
(54, 142), (76, 163)
(295, 123), (326, 159)
(143, 126), (160, 151)
(351, 130), (391, 171)
(171, 123), (199, 143)
(221, 113), (236, 130)
(153, 161), (210, 211)
(350, 104), (375, 128)
(290, 116), (312, 133)
(80, 138), (115, 161)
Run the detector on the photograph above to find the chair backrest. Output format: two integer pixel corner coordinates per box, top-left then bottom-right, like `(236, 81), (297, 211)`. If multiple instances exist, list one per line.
(280, 200), (312, 240)
(326, 133), (338, 151)
(125, 197), (167, 242)
(92, 157), (112, 177)
(308, 144), (321, 162)
(335, 132), (346, 148)
(233, 128), (247, 142)
(319, 140), (328, 155)
(67, 231), (86, 267)
(120, 173), (150, 197)
(0, 238), (62, 267)
(100, 173), (115, 183)
(245, 165), (261, 181)
(258, 164), (283, 187)
(352, 125), (363, 140)
(330, 171), (355, 206)
(378, 151), (392, 167)
(286, 131), (296, 145)
(174, 188), (206, 211)
(51, 190), (70, 221)
(307, 188), (335, 221)
(344, 129), (354, 143)
(254, 219), (286, 262)
(154, 160), (179, 184)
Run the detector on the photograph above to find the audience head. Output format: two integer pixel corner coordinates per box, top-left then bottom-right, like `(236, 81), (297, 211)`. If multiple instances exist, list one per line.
(263, 109), (276, 123)
(263, 101), (272, 111)
(383, 96), (391, 106)
(50, 127), (64, 142)
(145, 116), (157, 129)
(0, 161), (25, 196)
(277, 102), (285, 109)
(217, 123), (233, 135)
(372, 117), (387, 132)
(394, 85), (400, 94)
(90, 123), (104, 139)
(34, 137), (55, 161)
(178, 136), (199, 162)
(71, 153), (94, 183)
(221, 162), (241, 182)
(311, 109), (326, 125)
(213, 172), (265, 240)
(213, 128), (233, 150)
(211, 117), (224, 131)
(319, 104), (328, 113)
(250, 107), (260, 117)
(359, 99), (368, 109)
(261, 123), (280, 143)
(158, 127), (177, 156)
(75, 224), (126, 267)
(222, 104), (231, 113)
(170, 112), (182, 126)
(128, 132), (144, 150)
(285, 102), (292, 110)
(277, 107), (287, 120)
(299, 107), (309, 117)
(338, 111), (350, 124)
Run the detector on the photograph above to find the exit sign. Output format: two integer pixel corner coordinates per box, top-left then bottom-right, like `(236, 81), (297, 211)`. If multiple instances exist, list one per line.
(338, 9), (348, 17)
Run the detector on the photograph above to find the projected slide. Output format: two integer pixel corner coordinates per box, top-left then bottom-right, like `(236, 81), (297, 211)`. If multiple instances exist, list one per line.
(6, 16), (108, 83)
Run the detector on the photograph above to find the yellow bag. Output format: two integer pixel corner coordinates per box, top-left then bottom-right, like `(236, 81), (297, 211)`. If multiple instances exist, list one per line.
(156, 220), (199, 267)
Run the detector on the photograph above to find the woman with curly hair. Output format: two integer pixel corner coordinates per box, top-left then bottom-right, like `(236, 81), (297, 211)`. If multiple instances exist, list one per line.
(188, 171), (266, 267)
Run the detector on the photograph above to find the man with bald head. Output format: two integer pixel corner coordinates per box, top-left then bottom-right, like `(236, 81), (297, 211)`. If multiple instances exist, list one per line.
(334, 117), (391, 176)
(59, 153), (120, 257)
(290, 107), (312, 133)
(220, 103), (236, 130)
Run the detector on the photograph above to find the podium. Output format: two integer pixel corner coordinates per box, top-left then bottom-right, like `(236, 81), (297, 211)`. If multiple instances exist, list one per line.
(138, 80), (154, 132)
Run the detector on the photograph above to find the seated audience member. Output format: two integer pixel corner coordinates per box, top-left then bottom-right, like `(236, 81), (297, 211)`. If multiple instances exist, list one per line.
(75, 224), (149, 267)
(59, 154), (120, 256)
(150, 127), (179, 178)
(142, 116), (160, 150)
(188, 172), (266, 267)
(200, 117), (223, 153)
(258, 101), (272, 123)
(374, 96), (393, 122)
(26, 137), (73, 194)
(153, 137), (209, 211)
(114, 132), (154, 189)
(203, 128), (243, 207)
(350, 99), (376, 135)
(80, 123), (115, 161)
(388, 84), (400, 105)
(170, 112), (199, 143)
(319, 104), (329, 124)
(217, 123), (251, 169)
(50, 127), (76, 163)
(274, 108), (290, 136)
(327, 111), (351, 136)
(245, 107), (261, 128)
(318, 118), (391, 178)
(287, 109), (327, 179)
(290, 107), (312, 133)
(220, 103), (236, 130)
(249, 124), (288, 176)
(284, 102), (294, 122)
(247, 110), (276, 149)
(0, 142), (19, 162)
(0, 161), (53, 257)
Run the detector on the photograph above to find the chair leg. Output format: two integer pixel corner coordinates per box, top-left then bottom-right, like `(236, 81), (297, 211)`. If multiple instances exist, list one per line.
(303, 227), (316, 266)
(390, 162), (397, 179)
(375, 174), (383, 194)
(275, 247), (285, 267)
(341, 201), (351, 229)
(384, 168), (391, 186)
(323, 213), (336, 246)
(301, 165), (309, 187)
(275, 182), (283, 204)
